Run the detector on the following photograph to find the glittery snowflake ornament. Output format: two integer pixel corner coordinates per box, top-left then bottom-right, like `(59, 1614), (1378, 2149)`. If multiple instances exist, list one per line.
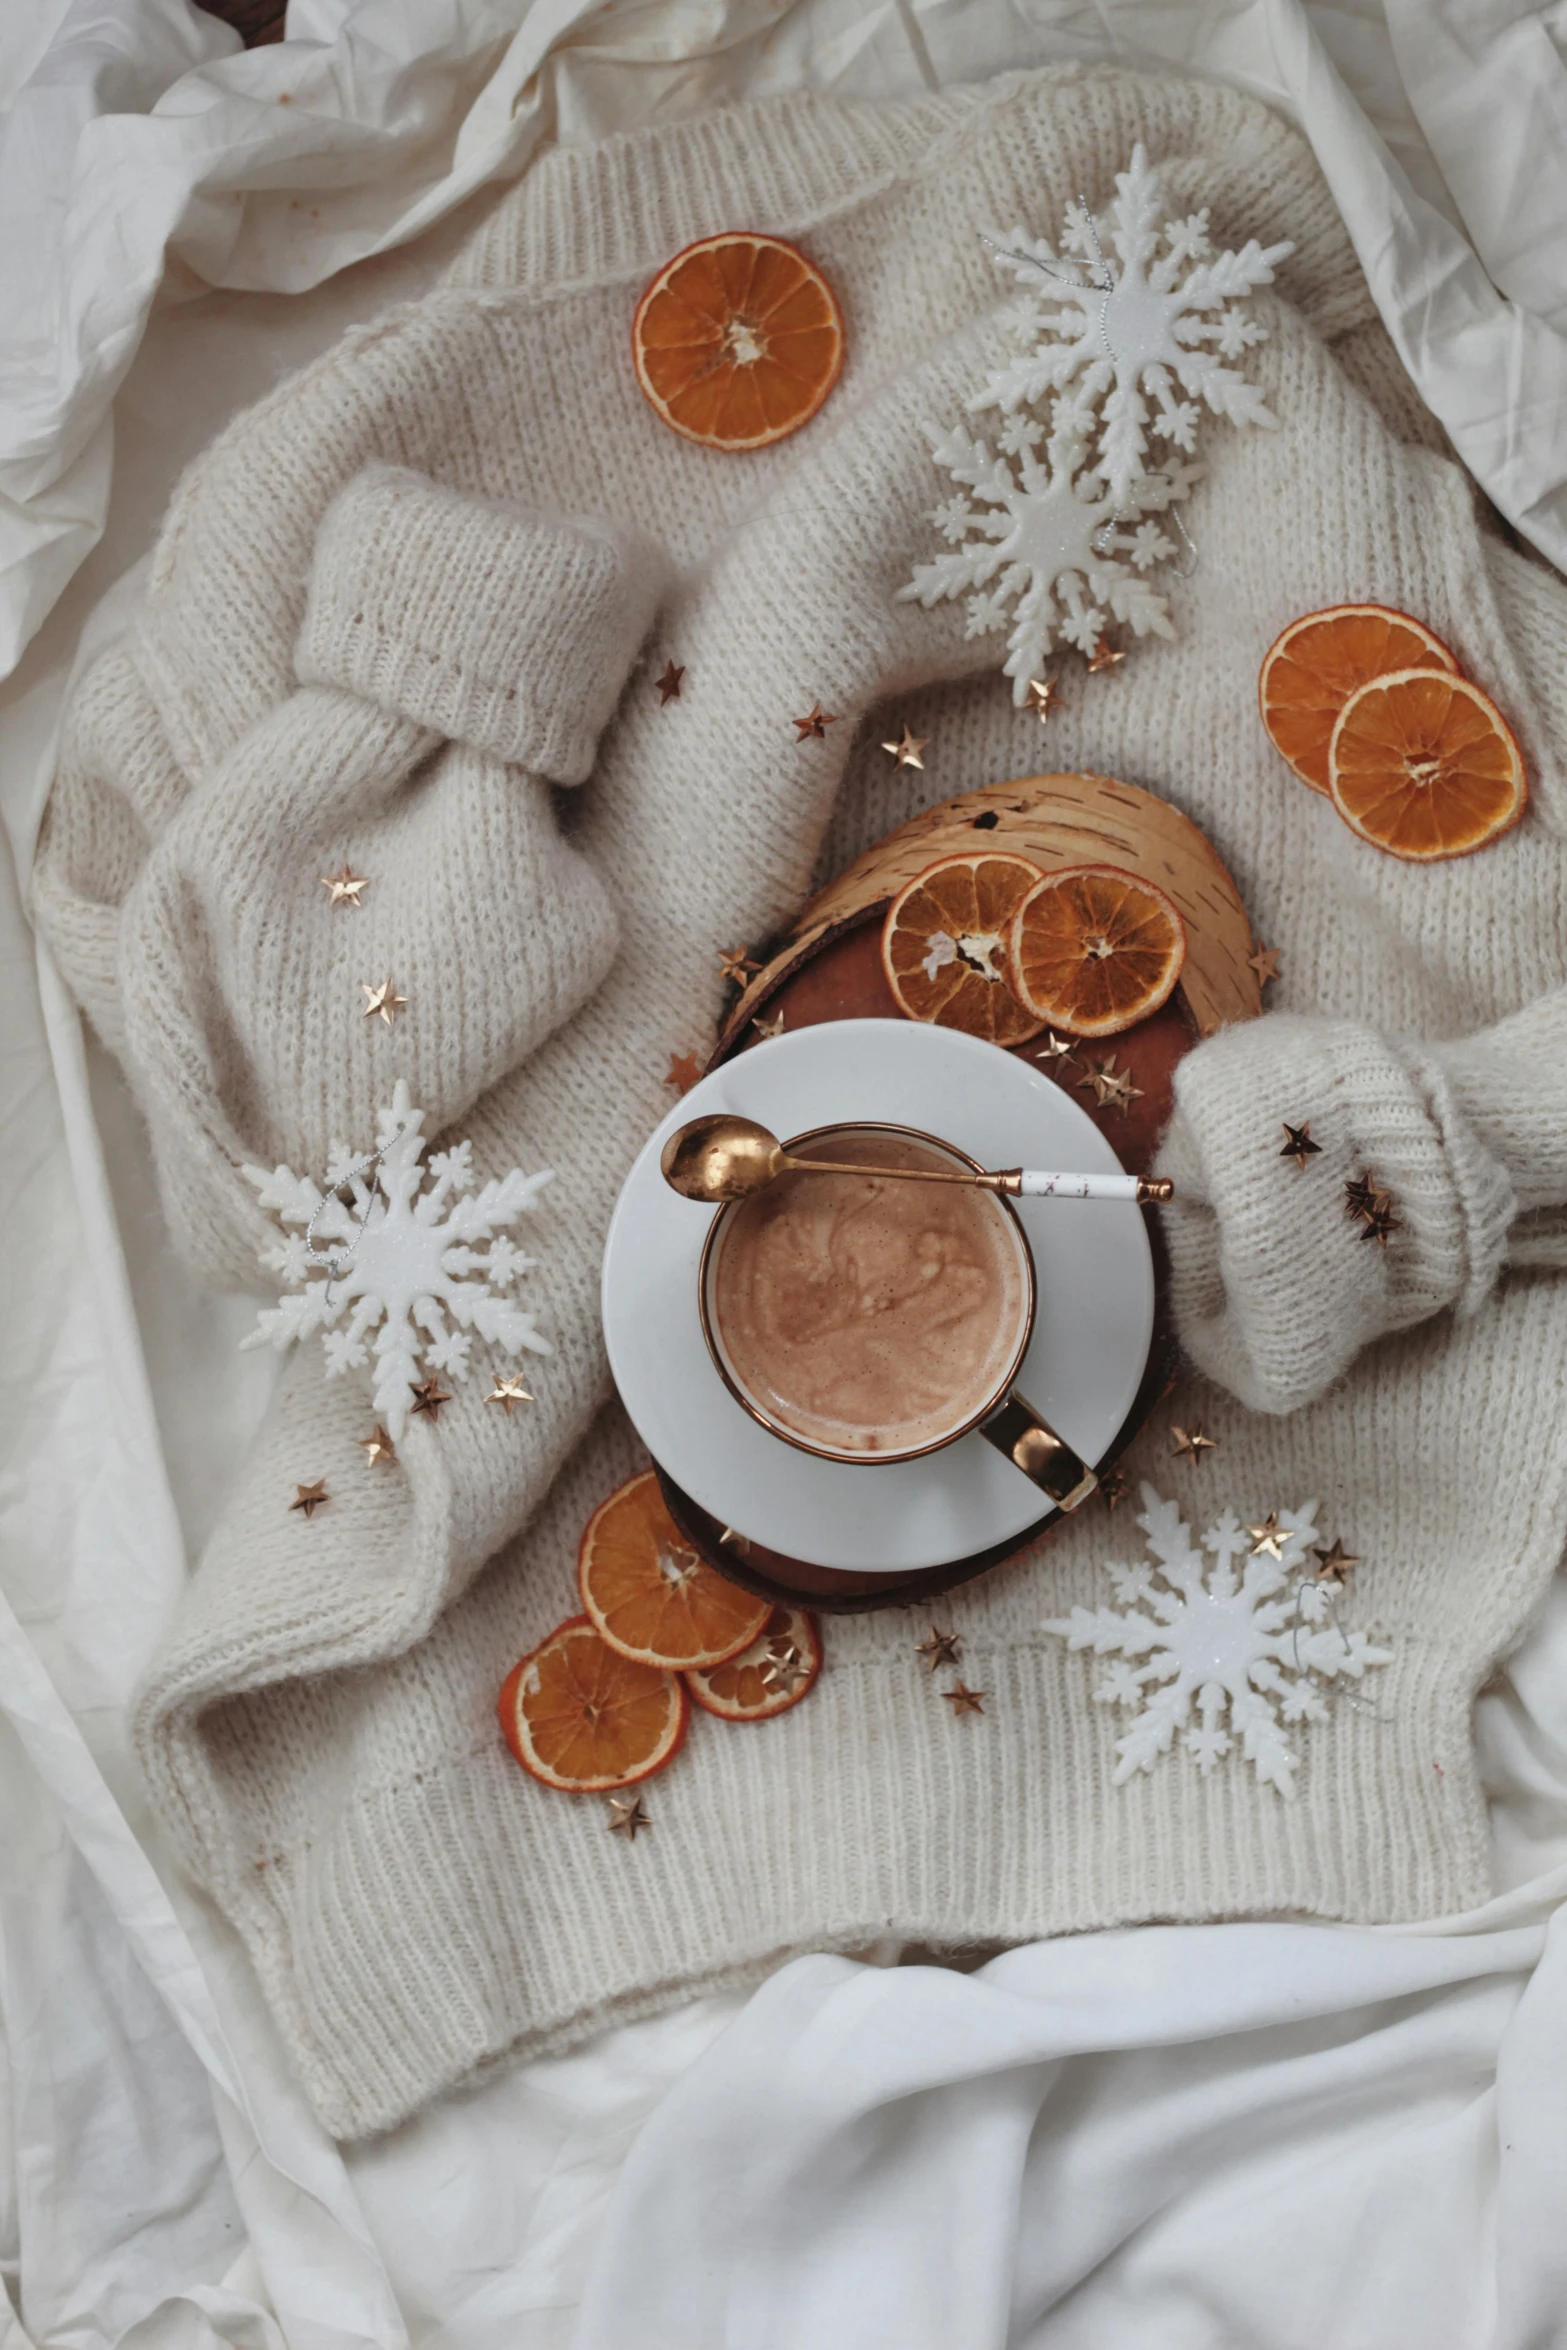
(898, 421), (1197, 701)
(1042, 1485), (1390, 1798)
(242, 1081), (554, 1439)
(976, 143), (1294, 507)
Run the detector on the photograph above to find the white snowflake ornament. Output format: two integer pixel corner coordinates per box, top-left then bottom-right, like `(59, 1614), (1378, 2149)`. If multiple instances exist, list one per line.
(976, 143), (1294, 507)
(1042, 1485), (1390, 1798)
(242, 1081), (554, 1439)
(898, 423), (1196, 702)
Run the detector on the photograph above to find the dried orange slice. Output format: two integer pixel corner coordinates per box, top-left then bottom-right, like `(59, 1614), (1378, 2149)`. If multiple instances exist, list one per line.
(1010, 864), (1186, 1038)
(499, 1616), (688, 1792)
(1259, 604), (1459, 794)
(1328, 668), (1527, 861)
(579, 1470), (771, 1670)
(881, 852), (1045, 1046)
(632, 233), (844, 451)
(686, 1607), (822, 1722)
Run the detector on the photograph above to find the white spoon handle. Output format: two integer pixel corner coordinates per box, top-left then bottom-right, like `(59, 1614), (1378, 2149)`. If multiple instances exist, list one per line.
(1012, 1170), (1171, 1202)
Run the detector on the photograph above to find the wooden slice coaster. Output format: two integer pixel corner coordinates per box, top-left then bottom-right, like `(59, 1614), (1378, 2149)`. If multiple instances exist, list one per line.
(659, 772), (1259, 1613)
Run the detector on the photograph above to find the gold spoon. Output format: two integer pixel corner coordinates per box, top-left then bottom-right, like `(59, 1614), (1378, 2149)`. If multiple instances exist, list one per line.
(661, 1114), (1173, 1206)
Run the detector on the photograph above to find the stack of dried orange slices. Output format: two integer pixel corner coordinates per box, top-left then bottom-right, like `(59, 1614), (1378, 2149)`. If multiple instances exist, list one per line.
(881, 849), (1188, 1046)
(1259, 602), (1527, 860)
(499, 1471), (822, 1796)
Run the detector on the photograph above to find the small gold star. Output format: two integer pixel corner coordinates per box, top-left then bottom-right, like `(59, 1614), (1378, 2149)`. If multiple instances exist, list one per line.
(361, 977), (407, 1026)
(752, 1009), (787, 1041)
(1312, 1537), (1360, 1585)
(606, 1794), (652, 1840)
(486, 1375), (534, 1413)
(655, 660), (685, 705)
(289, 1479), (329, 1518)
(1099, 1466), (1131, 1510)
(1078, 1054), (1140, 1111)
(321, 865), (368, 907)
(717, 945), (760, 987)
(410, 1378), (451, 1421)
(1247, 942), (1281, 987)
(761, 1643), (812, 1698)
(718, 1526), (752, 1555)
(1034, 1031), (1077, 1068)
(915, 1626), (963, 1672)
(1247, 1513), (1287, 1559)
(1344, 1173), (1383, 1223)
(361, 1426), (396, 1467)
(1361, 1198), (1402, 1248)
(665, 1050), (703, 1093)
(1025, 675), (1063, 722)
(1086, 637), (1126, 675)
(943, 1680), (987, 1717)
(880, 724), (928, 770)
(792, 702), (838, 741)
(1170, 1426), (1217, 1463)
(1279, 1122), (1321, 1170)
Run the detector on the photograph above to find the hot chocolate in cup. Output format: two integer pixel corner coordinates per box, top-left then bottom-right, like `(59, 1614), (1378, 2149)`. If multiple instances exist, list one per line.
(698, 1122), (1098, 1507)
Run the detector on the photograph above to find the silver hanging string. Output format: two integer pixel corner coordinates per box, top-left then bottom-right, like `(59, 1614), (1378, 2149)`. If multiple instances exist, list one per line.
(304, 1137), (392, 1304)
(1291, 1574), (1383, 1719)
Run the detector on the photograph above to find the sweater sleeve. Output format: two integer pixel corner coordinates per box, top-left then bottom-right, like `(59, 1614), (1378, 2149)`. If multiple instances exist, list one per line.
(295, 463), (658, 781)
(1154, 992), (1567, 1414)
(115, 465), (660, 1290)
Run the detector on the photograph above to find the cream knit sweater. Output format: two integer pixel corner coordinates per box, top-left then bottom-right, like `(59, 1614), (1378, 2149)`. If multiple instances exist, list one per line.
(33, 66), (1567, 2140)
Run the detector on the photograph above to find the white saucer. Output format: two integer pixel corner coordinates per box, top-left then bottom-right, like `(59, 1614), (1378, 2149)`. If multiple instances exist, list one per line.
(601, 1020), (1154, 1573)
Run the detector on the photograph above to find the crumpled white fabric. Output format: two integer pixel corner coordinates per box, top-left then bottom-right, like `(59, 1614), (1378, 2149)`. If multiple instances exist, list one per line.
(3, 3), (1567, 2346)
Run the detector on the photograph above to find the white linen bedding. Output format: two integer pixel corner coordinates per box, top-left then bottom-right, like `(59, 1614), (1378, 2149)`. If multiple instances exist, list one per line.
(3, 4), (1567, 2343)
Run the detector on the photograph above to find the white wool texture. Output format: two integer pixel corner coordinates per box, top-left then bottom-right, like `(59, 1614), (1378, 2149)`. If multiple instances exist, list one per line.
(32, 64), (1567, 2139)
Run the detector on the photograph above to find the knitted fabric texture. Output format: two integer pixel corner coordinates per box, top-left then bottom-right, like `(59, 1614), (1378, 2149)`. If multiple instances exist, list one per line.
(31, 66), (1567, 2140)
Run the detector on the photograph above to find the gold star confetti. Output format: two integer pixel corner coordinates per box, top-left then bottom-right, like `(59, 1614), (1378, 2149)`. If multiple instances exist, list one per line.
(1247, 1512), (1287, 1559)
(1247, 942), (1281, 987)
(1279, 1122), (1321, 1170)
(665, 1050), (703, 1093)
(655, 661), (685, 705)
(361, 1425), (396, 1467)
(1099, 1466), (1131, 1510)
(1344, 1173), (1380, 1221)
(752, 1009), (787, 1041)
(1034, 1031), (1077, 1069)
(1312, 1537), (1360, 1585)
(361, 977), (407, 1026)
(915, 1626), (963, 1672)
(321, 865), (368, 907)
(792, 702), (838, 741)
(761, 1643), (813, 1698)
(1086, 637), (1126, 675)
(717, 945), (760, 987)
(486, 1375), (534, 1413)
(1025, 674), (1063, 722)
(410, 1377), (452, 1422)
(718, 1526), (751, 1554)
(1170, 1425), (1217, 1463)
(1361, 1198), (1402, 1248)
(289, 1479), (329, 1518)
(943, 1680), (987, 1717)
(1078, 1054), (1141, 1112)
(880, 724), (928, 770)
(606, 1794), (652, 1840)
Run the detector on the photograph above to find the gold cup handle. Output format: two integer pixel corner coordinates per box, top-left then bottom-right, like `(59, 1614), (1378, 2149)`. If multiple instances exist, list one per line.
(978, 1391), (1098, 1511)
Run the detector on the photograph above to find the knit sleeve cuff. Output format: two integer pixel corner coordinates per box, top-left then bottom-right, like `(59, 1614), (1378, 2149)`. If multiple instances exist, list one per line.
(295, 463), (661, 781)
(1154, 1012), (1516, 1414)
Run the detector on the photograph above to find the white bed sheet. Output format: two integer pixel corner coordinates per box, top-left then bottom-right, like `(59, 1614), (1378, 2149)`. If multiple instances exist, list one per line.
(3, 4), (1567, 2344)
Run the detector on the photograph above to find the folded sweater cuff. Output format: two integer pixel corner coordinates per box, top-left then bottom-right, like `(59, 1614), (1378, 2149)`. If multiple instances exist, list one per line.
(1155, 1013), (1516, 1414)
(296, 463), (660, 780)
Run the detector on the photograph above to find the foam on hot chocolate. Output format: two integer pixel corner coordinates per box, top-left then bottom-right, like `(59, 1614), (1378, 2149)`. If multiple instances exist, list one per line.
(707, 1129), (1031, 1456)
